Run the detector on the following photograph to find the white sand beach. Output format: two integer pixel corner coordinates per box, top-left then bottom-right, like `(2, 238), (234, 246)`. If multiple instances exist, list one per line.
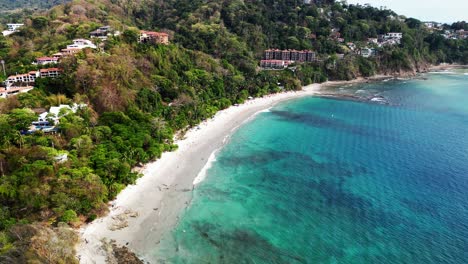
(77, 83), (327, 263)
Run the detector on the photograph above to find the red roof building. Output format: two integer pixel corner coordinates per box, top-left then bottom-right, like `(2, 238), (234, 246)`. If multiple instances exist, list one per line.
(35, 57), (59, 65)
(39, 68), (62, 78)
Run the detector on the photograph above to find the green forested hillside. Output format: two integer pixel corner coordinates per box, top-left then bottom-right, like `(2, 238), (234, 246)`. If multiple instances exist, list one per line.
(0, 0), (466, 262)
(0, 0), (68, 12)
(122, 0), (467, 75)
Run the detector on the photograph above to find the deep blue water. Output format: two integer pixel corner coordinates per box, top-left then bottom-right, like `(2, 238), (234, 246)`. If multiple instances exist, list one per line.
(153, 70), (468, 263)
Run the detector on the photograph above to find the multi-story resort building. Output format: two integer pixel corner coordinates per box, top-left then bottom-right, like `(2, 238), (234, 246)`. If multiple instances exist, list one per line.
(5, 71), (39, 87)
(260, 60), (289, 69)
(39, 68), (62, 78)
(3, 68), (62, 93)
(264, 49), (316, 62)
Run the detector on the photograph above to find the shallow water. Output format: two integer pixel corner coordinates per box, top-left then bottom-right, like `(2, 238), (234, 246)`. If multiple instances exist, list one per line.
(152, 70), (468, 263)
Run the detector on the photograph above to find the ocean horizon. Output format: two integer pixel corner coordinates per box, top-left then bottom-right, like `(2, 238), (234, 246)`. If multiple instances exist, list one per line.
(149, 70), (468, 263)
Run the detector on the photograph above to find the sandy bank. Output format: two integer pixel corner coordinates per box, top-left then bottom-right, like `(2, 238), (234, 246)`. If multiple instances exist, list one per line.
(77, 84), (325, 263)
(428, 63), (468, 71)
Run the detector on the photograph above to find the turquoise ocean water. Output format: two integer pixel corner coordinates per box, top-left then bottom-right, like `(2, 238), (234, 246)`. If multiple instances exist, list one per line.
(153, 70), (468, 263)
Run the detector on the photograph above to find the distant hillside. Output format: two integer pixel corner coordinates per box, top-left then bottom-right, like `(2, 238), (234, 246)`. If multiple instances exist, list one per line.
(0, 0), (68, 12)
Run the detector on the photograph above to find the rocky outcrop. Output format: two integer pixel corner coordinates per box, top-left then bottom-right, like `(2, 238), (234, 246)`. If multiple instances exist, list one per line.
(101, 239), (144, 264)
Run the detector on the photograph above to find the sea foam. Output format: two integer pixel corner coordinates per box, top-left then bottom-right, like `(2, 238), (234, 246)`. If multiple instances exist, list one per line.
(193, 150), (217, 185)
(428, 71), (456, 74)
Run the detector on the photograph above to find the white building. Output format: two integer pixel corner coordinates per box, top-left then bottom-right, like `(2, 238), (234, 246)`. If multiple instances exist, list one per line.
(347, 42), (356, 51)
(2, 23), (24, 36)
(424, 22), (435, 28)
(385, 33), (403, 39)
(424, 22), (442, 29)
(7, 23), (23, 31)
(34, 57), (59, 65)
(5, 71), (39, 87)
(37, 103), (87, 124)
(380, 33), (403, 45)
(4, 68), (62, 88)
(360, 48), (376, 58)
(0, 86), (33, 98)
(368, 38), (379, 44)
(66, 39), (97, 49)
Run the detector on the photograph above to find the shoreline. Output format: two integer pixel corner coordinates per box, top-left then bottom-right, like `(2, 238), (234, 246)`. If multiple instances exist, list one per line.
(428, 63), (468, 71)
(76, 68), (463, 262)
(77, 83), (326, 263)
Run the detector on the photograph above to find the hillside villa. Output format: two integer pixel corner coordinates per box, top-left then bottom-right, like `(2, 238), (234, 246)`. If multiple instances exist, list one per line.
(66, 39), (97, 49)
(4, 68), (62, 90)
(0, 86), (34, 98)
(26, 103), (87, 136)
(36, 103), (87, 125)
(51, 39), (97, 58)
(34, 57), (59, 65)
(139, 31), (169, 45)
(379, 32), (403, 45)
(90, 26), (111, 39)
(2, 23), (24, 36)
(89, 26), (120, 41)
(359, 47), (377, 58)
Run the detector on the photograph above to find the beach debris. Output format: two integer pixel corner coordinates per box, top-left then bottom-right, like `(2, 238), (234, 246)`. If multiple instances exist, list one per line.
(108, 210), (139, 231)
(109, 220), (128, 231)
(125, 209), (139, 218)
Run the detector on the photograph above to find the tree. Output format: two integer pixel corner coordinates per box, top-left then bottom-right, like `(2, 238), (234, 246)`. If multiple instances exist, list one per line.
(32, 16), (49, 30)
(8, 108), (36, 131)
(122, 29), (139, 43)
